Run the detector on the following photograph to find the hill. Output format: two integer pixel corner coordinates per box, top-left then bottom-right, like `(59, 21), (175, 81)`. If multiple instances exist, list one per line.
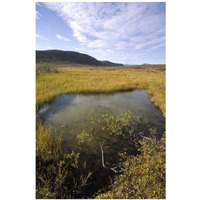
(36, 50), (124, 66)
(101, 60), (124, 66)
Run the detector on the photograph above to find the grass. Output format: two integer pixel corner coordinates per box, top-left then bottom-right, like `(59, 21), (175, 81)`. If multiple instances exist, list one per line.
(36, 63), (166, 198)
(36, 64), (165, 117)
(36, 122), (92, 199)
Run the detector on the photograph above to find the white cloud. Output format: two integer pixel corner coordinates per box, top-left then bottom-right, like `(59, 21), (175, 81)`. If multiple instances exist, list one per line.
(89, 48), (114, 56)
(36, 2), (42, 7)
(106, 49), (114, 53)
(88, 40), (107, 48)
(69, 21), (88, 43)
(151, 43), (165, 50)
(44, 2), (165, 50)
(135, 36), (165, 50)
(36, 11), (42, 20)
(56, 34), (70, 42)
(36, 34), (49, 41)
(46, 46), (53, 49)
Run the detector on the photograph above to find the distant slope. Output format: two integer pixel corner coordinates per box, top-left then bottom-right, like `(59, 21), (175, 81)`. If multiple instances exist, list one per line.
(36, 50), (124, 66)
(101, 60), (124, 66)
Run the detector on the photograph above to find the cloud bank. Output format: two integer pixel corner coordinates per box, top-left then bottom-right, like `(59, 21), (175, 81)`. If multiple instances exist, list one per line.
(44, 2), (165, 51)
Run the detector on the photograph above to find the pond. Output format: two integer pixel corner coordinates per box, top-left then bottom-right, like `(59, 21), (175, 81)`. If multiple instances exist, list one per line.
(40, 90), (165, 151)
(40, 90), (165, 142)
(39, 90), (165, 197)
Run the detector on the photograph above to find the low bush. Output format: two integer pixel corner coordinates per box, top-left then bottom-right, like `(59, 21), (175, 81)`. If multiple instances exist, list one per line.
(36, 122), (92, 199)
(36, 112), (165, 199)
(95, 130), (165, 199)
(36, 64), (59, 74)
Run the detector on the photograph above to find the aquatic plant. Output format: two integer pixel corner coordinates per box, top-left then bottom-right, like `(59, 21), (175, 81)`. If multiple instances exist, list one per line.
(77, 112), (156, 173)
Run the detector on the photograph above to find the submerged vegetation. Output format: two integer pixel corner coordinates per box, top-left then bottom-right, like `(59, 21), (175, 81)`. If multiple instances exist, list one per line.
(36, 63), (166, 199)
(36, 112), (165, 199)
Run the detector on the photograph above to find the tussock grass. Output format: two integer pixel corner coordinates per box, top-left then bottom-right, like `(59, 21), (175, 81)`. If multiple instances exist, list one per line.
(36, 65), (165, 117)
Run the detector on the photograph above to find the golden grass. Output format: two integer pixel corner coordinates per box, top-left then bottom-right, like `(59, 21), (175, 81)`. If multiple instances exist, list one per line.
(36, 64), (166, 198)
(36, 65), (165, 117)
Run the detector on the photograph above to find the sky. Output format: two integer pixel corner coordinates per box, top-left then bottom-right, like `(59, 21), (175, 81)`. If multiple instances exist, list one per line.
(36, 2), (165, 65)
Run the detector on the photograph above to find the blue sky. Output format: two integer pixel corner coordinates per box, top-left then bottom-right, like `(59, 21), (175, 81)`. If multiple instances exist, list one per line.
(36, 2), (165, 64)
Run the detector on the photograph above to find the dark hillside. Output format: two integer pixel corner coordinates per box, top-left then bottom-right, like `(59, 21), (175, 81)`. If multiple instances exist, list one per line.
(36, 50), (124, 66)
(101, 60), (124, 66)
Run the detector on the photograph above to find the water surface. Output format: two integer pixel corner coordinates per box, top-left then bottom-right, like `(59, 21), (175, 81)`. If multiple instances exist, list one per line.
(40, 90), (165, 151)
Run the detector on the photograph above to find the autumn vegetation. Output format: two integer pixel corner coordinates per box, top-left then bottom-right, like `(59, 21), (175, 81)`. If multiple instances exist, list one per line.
(36, 63), (165, 199)
(36, 63), (165, 117)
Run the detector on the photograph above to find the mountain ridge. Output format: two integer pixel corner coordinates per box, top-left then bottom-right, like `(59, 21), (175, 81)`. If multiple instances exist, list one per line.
(36, 50), (124, 66)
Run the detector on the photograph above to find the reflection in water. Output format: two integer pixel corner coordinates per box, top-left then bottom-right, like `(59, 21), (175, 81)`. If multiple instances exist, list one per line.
(40, 90), (165, 151)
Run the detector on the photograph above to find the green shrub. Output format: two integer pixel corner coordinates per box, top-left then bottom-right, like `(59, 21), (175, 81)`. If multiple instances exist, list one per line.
(75, 112), (165, 199)
(36, 112), (165, 199)
(76, 112), (150, 155)
(95, 131), (166, 199)
(36, 122), (92, 199)
(36, 64), (59, 74)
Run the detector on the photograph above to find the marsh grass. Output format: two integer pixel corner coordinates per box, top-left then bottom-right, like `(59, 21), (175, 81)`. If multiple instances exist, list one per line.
(36, 64), (165, 117)
(36, 122), (92, 199)
(36, 64), (166, 199)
